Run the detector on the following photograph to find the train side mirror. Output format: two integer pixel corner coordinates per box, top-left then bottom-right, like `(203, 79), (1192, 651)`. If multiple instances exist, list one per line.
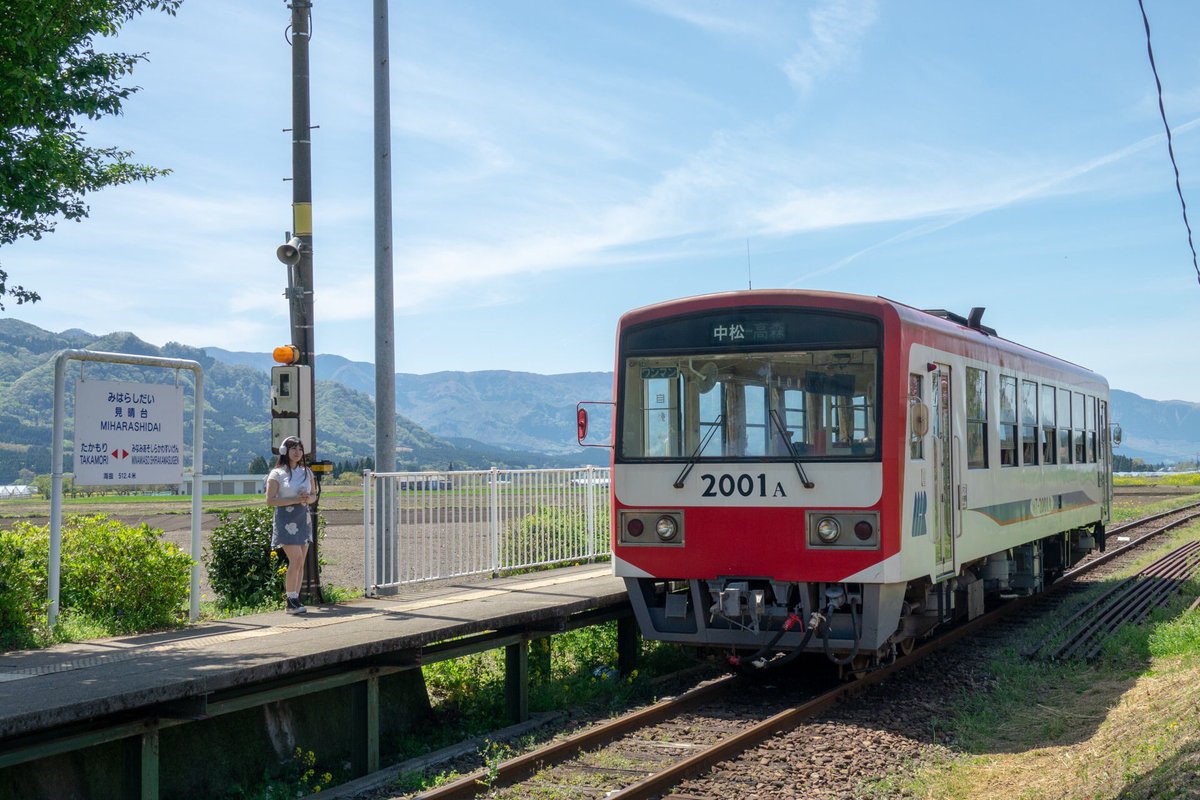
(910, 402), (930, 438)
(1111, 424), (1123, 447)
(577, 400), (615, 448)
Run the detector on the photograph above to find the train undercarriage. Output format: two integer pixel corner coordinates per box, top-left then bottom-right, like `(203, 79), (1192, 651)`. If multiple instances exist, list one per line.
(625, 524), (1105, 673)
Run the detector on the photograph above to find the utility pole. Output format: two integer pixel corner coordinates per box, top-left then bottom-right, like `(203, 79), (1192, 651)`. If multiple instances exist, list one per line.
(285, 0), (323, 602)
(289, 0), (315, 429)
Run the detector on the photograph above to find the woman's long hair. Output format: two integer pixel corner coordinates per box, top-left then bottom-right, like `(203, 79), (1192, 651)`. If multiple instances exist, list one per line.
(276, 438), (302, 477)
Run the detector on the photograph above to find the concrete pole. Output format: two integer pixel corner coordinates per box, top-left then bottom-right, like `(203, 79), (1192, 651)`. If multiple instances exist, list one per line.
(373, 0), (396, 474)
(371, 0), (397, 596)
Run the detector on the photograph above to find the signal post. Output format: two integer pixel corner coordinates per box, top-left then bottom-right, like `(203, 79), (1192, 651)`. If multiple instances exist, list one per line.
(273, 0), (327, 603)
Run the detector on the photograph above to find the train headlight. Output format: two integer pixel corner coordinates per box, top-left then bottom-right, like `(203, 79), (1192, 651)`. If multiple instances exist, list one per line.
(619, 510), (684, 545)
(655, 515), (679, 541)
(815, 517), (841, 543)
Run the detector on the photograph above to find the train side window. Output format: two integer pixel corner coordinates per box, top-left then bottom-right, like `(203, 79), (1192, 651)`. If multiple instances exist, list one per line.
(966, 367), (988, 469)
(999, 375), (1017, 467)
(1072, 392), (1086, 463)
(1041, 385), (1057, 465)
(1021, 380), (1038, 465)
(1057, 389), (1073, 464)
(909, 373), (924, 460)
(1086, 395), (1097, 462)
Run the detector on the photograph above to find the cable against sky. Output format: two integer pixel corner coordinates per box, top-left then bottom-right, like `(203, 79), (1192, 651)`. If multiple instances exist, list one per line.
(1138, 0), (1200, 287)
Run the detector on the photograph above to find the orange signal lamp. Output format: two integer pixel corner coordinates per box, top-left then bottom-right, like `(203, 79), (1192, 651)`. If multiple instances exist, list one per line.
(273, 345), (299, 364)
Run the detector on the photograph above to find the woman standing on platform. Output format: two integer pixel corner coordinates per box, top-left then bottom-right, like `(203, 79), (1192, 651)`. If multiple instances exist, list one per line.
(265, 435), (315, 615)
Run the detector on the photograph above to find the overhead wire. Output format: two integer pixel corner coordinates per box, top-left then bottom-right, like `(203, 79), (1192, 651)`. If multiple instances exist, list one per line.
(1137, 0), (1200, 287)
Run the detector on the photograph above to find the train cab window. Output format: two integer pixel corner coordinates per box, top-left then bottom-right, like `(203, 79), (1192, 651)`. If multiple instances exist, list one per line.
(1057, 389), (1073, 464)
(1021, 380), (1038, 465)
(1041, 385), (1057, 465)
(1072, 392), (1086, 464)
(741, 384), (768, 456)
(909, 373), (924, 460)
(966, 367), (988, 469)
(783, 389), (808, 451)
(1086, 395), (1097, 462)
(999, 375), (1018, 467)
(620, 350), (879, 460)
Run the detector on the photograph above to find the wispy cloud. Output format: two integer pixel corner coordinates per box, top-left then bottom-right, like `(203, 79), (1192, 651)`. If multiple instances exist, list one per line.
(634, 0), (767, 38)
(789, 119), (1200, 284)
(783, 0), (879, 94)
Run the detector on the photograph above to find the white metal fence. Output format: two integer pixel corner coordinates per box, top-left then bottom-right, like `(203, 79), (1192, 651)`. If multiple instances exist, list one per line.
(363, 466), (611, 594)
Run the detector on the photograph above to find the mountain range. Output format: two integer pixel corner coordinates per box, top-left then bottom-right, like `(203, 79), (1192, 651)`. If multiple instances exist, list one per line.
(0, 320), (607, 483)
(0, 320), (1196, 483)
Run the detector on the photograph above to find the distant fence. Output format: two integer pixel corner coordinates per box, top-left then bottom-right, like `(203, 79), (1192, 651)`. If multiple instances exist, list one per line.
(363, 466), (611, 594)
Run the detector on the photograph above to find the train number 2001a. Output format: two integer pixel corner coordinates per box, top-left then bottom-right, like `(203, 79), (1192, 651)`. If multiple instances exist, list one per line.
(699, 473), (787, 498)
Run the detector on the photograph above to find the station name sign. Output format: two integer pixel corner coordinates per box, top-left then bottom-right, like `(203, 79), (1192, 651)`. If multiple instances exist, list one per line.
(73, 379), (184, 486)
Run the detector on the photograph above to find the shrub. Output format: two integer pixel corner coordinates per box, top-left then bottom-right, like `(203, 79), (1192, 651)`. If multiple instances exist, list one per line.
(0, 515), (192, 647)
(205, 508), (326, 608)
(205, 507), (287, 608)
(501, 504), (609, 569)
(59, 514), (192, 634)
(0, 526), (50, 650)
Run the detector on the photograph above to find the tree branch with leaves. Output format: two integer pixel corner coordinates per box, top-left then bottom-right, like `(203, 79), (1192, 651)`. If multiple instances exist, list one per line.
(0, 0), (183, 309)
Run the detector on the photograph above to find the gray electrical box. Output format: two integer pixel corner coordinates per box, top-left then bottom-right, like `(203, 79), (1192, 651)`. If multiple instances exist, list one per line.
(271, 364), (313, 453)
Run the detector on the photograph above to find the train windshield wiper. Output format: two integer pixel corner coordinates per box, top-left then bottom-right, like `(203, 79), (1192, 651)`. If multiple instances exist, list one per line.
(769, 409), (815, 489)
(673, 414), (722, 489)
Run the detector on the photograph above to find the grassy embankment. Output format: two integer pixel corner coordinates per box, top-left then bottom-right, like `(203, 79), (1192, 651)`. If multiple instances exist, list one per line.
(870, 484), (1200, 799)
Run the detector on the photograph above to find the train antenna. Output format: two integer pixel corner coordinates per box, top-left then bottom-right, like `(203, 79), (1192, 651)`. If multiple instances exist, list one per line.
(746, 239), (752, 290)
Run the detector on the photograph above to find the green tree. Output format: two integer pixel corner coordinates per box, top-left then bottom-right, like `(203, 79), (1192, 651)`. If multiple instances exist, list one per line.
(0, 0), (183, 309)
(247, 454), (270, 475)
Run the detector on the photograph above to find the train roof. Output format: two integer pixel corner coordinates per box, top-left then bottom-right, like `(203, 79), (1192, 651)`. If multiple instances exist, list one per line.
(618, 289), (1106, 388)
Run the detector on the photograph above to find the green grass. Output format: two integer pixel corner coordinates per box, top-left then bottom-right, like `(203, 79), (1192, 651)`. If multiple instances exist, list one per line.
(388, 623), (700, 793)
(865, 526), (1200, 800)
(1115, 474), (1200, 487)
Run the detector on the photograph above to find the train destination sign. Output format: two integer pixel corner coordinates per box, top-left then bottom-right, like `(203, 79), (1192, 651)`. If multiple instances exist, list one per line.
(710, 319), (787, 345)
(73, 379), (184, 486)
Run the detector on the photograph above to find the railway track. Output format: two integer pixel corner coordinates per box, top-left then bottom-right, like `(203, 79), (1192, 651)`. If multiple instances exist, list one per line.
(381, 502), (1200, 800)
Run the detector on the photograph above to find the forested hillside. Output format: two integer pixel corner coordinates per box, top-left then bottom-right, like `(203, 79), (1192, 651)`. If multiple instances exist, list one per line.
(0, 321), (596, 483)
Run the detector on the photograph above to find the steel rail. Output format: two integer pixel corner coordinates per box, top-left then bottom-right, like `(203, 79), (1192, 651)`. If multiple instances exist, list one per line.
(1026, 537), (1200, 659)
(414, 675), (738, 800)
(412, 502), (1200, 800)
(1024, 507), (1200, 660)
(1062, 504), (1200, 579)
(1068, 543), (1200, 661)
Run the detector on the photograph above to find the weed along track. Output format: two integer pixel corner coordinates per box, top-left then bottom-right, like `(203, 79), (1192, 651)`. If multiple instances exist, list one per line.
(355, 502), (1200, 800)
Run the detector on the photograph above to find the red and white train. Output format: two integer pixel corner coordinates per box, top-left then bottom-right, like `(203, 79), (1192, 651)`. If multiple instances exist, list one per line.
(600, 290), (1114, 669)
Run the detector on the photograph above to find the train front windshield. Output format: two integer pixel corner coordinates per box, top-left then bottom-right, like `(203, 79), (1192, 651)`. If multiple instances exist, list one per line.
(620, 348), (879, 460)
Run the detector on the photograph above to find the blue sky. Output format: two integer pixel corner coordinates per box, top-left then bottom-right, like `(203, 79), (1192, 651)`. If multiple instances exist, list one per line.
(6, 1), (1200, 402)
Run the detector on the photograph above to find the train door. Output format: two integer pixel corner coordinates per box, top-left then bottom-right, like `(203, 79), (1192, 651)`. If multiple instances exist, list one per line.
(931, 364), (956, 579)
(1099, 399), (1112, 519)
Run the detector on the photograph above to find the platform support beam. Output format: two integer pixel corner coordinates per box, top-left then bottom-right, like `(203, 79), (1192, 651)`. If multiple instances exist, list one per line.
(140, 726), (159, 800)
(352, 672), (381, 776)
(505, 639), (529, 723)
(617, 616), (639, 677)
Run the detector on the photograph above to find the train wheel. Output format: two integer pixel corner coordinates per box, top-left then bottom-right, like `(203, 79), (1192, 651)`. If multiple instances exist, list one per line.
(898, 636), (916, 656)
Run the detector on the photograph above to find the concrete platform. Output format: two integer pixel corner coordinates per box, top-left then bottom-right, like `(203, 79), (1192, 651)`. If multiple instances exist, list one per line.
(0, 563), (626, 742)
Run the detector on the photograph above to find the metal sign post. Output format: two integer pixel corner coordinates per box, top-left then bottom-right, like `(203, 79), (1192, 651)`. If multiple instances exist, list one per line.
(50, 350), (205, 627)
